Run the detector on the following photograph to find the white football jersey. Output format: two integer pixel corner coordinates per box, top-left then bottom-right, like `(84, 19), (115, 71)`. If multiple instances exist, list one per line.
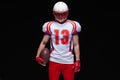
(42, 20), (81, 64)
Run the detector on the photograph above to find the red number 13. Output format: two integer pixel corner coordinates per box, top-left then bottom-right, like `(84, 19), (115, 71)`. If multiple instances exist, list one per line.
(54, 30), (69, 44)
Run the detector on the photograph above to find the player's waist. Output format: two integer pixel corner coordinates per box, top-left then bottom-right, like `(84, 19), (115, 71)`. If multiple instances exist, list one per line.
(50, 51), (73, 58)
(49, 55), (74, 64)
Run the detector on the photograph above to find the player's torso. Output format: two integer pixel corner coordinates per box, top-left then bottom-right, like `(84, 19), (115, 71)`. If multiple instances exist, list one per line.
(47, 20), (75, 64)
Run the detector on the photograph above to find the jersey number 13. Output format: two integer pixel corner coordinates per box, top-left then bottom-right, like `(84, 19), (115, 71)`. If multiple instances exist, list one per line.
(54, 29), (69, 45)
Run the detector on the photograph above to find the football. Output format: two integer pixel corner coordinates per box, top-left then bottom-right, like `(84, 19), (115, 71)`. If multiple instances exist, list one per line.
(40, 48), (50, 65)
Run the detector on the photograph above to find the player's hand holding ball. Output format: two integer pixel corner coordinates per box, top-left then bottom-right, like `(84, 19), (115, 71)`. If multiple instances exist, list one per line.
(36, 48), (50, 66)
(36, 57), (45, 66)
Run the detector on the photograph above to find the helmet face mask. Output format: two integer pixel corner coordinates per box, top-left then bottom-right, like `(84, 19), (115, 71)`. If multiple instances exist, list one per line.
(53, 1), (69, 23)
(53, 11), (69, 23)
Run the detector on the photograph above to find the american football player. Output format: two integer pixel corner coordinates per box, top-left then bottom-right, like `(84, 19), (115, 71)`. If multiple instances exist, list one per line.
(36, 1), (81, 80)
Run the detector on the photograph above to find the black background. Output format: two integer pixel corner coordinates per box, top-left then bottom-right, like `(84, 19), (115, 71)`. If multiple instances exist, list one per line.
(0, 0), (120, 80)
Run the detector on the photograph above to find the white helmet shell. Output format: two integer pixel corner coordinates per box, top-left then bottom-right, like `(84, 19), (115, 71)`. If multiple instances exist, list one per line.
(53, 1), (69, 12)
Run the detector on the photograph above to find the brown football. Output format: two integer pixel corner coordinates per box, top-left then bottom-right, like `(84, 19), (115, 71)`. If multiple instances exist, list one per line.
(40, 48), (50, 64)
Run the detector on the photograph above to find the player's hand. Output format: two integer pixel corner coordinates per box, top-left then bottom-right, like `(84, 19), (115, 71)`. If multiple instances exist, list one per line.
(74, 60), (80, 72)
(36, 57), (46, 66)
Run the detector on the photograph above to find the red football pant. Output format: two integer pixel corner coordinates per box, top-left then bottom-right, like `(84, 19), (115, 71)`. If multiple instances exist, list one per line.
(48, 61), (75, 80)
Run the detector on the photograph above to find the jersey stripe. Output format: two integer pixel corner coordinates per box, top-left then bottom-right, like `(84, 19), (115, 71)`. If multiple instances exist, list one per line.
(68, 20), (77, 35)
(50, 38), (54, 54)
(45, 21), (53, 35)
(69, 37), (73, 53)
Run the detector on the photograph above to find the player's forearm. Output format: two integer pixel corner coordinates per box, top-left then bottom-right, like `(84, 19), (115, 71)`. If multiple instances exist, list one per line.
(36, 35), (50, 57)
(36, 42), (46, 57)
(74, 44), (80, 60)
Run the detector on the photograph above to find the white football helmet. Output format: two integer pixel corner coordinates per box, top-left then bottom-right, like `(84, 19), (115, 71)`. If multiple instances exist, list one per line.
(53, 1), (69, 23)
